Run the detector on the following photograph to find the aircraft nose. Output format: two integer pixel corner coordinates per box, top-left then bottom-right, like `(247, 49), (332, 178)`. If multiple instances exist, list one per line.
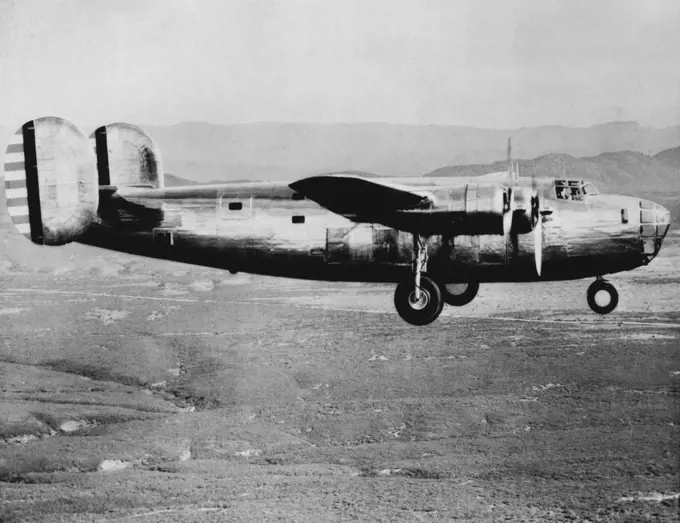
(639, 199), (671, 261)
(657, 204), (671, 238)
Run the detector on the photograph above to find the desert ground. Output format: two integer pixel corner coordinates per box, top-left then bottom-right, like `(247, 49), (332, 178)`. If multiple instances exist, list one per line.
(0, 235), (679, 522)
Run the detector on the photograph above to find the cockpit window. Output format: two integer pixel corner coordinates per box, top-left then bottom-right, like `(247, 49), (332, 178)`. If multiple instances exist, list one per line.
(582, 182), (599, 195)
(554, 180), (598, 201)
(555, 186), (574, 200)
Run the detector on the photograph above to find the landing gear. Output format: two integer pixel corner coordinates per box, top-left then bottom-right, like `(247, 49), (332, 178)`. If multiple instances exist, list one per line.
(394, 275), (444, 325)
(587, 278), (619, 314)
(394, 235), (444, 325)
(441, 280), (479, 306)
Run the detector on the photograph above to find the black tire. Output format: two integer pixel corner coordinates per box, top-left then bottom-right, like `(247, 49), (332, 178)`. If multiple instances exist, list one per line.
(394, 275), (444, 326)
(441, 280), (480, 306)
(587, 280), (619, 314)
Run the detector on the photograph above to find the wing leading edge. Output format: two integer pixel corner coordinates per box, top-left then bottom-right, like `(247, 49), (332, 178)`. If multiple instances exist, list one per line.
(289, 174), (436, 215)
(289, 174), (457, 233)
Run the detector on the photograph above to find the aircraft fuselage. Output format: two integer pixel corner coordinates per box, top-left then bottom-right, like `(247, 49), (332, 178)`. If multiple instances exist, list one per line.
(82, 177), (671, 284)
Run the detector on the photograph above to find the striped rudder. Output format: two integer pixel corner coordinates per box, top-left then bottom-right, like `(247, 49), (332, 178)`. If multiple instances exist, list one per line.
(5, 124), (36, 241)
(3, 117), (98, 245)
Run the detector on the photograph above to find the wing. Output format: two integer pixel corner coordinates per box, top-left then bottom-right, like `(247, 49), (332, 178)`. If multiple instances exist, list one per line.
(290, 174), (513, 236)
(289, 174), (436, 217)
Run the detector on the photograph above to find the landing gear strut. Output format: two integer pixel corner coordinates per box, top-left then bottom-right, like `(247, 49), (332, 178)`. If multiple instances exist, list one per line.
(394, 235), (444, 325)
(587, 277), (619, 314)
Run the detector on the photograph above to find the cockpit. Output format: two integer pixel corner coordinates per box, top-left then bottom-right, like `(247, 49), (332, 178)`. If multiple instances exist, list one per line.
(553, 179), (599, 201)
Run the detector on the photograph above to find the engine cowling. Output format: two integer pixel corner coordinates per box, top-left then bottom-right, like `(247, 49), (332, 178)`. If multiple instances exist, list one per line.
(445, 183), (508, 235)
(4, 117), (98, 245)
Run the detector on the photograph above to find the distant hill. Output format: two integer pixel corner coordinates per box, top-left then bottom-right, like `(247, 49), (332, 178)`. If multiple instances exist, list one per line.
(426, 148), (680, 227)
(654, 146), (680, 169)
(426, 150), (680, 193)
(164, 174), (262, 186)
(164, 173), (200, 186)
(138, 121), (680, 184)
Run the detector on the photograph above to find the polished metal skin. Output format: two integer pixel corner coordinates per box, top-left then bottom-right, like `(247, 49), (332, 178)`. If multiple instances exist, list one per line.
(83, 176), (671, 285)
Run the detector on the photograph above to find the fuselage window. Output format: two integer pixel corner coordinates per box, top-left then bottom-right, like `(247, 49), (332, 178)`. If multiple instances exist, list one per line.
(218, 196), (253, 220)
(292, 215), (305, 224)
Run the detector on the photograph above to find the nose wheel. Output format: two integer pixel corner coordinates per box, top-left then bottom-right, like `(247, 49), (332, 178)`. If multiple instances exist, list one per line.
(587, 278), (619, 314)
(394, 235), (444, 325)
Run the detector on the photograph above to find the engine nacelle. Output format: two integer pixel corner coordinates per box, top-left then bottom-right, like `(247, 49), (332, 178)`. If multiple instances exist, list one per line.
(510, 184), (538, 235)
(4, 117), (98, 245)
(90, 122), (164, 189)
(445, 183), (508, 235)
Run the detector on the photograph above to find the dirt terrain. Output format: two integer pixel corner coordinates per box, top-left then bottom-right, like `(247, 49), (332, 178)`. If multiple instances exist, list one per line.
(0, 237), (679, 522)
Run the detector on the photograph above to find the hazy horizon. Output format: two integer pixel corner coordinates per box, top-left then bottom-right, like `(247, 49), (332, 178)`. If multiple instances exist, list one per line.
(141, 119), (680, 130)
(3, 119), (678, 133)
(1, 0), (679, 131)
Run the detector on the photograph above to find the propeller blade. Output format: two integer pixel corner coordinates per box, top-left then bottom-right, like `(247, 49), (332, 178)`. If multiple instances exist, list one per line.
(503, 137), (514, 236)
(531, 162), (543, 276)
(531, 161), (540, 228)
(507, 137), (512, 177)
(533, 217), (542, 277)
(503, 190), (514, 236)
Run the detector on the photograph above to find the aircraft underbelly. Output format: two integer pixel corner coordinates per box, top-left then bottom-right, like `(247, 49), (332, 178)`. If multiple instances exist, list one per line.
(199, 215), (640, 281)
(326, 225), (411, 265)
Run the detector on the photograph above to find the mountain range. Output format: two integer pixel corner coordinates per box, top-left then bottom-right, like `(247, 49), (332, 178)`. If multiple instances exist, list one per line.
(1, 120), (679, 185)
(428, 149), (680, 190)
(137, 120), (680, 183)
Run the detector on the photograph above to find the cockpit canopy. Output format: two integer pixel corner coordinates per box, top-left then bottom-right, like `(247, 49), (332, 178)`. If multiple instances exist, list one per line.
(553, 179), (599, 201)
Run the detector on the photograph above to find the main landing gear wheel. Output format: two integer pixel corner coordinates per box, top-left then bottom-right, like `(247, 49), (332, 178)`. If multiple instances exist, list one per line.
(441, 281), (479, 306)
(587, 279), (619, 314)
(394, 234), (444, 325)
(394, 275), (444, 326)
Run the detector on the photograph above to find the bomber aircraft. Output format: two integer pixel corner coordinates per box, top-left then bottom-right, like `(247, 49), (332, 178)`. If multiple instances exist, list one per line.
(3, 117), (672, 325)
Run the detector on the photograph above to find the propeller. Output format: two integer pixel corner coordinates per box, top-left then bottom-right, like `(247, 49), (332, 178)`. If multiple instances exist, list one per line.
(531, 161), (543, 277)
(502, 137), (515, 236)
(505, 151), (543, 277)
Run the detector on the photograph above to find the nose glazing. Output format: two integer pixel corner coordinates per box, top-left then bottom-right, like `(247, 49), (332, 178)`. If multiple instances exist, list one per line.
(640, 200), (671, 261)
(657, 204), (671, 238)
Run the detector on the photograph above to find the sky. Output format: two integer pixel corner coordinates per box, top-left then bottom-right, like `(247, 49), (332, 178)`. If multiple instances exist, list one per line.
(1, 0), (679, 130)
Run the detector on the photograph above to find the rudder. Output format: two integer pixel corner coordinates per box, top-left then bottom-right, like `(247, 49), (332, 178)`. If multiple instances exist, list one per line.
(90, 123), (164, 189)
(4, 117), (99, 245)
